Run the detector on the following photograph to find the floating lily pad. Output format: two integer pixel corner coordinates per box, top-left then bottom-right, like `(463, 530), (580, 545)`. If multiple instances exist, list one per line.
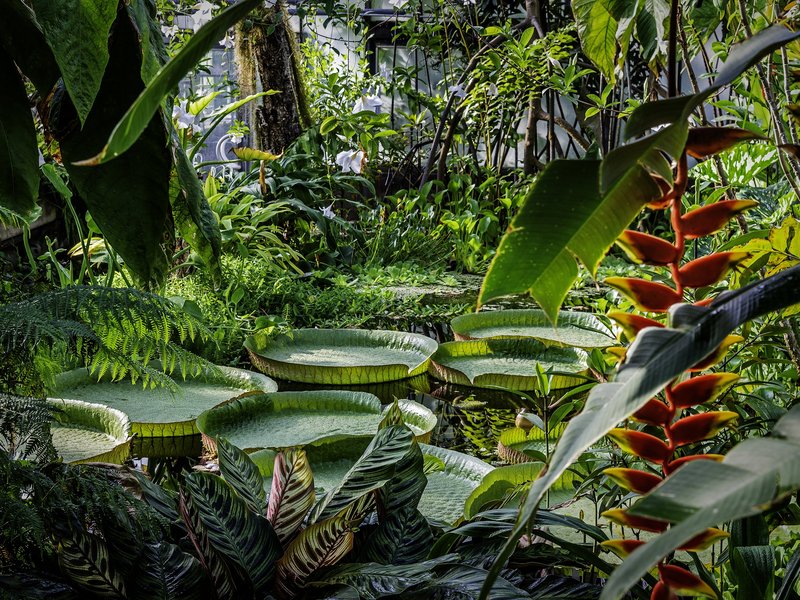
(51, 366), (276, 438)
(251, 441), (492, 525)
(429, 339), (589, 390)
(279, 374), (430, 405)
(49, 399), (132, 464)
(451, 309), (615, 348)
(244, 329), (438, 384)
(196, 391), (437, 452)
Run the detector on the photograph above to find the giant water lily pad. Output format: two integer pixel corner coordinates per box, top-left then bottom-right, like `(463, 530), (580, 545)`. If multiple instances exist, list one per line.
(51, 366), (276, 438)
(49, 399), (132, 464)
(451, 309), (615, 348)
(196, 391), (437, 451)
(251, 441), (492, 525)
(429, 339), (589, 390)
(244, 329), (438, 384)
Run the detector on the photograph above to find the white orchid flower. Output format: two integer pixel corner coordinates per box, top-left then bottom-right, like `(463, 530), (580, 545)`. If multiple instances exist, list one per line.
(190, 1), (216, 32)
(335, 149), (367, 174)
(220, 31), (234, 48)
(172, 101), (195, 130)
(161, 24), (181, 38)
(229, 132), (243, 144)
(321, 203), (335, 219)
(353, 93), (382, 114)
(486, 82), (499, 97)
(448, 83), (467, 99)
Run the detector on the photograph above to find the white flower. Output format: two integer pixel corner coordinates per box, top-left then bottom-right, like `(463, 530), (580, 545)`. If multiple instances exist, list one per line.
(335, 149), (366, 174)
(448, 83), (467, 99)
(162, 24), (181, 38)
(172, 101), (195, 130)
(190, 1), (216, 32)
(321, 203), (335, 219)
(220, 30), (234, 48)
(379, 66), (392, 80)
(486, 82), (499, 97)
(229, 132), (243, 144)
(388, 0), (408, 8)
(353, 93), (382, 114)
(463, 0), (476, 4)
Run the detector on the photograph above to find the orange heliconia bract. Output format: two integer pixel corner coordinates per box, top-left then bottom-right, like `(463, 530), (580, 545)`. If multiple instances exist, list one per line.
(617, 230), (680, 266)
(604, 467), (663, 494)
(602, 508), (669, 533)
(605, 278), (683, 313)
(608, 311), (664, 341)
(607, 428), (672, 462)
(633, 398), (672, 426)
(658, 564), (718, 598)
(669, 411), (738, 447)
(680, 200), (758, 239)
(677, 252), (748, 288)
(601, 539), (646, 558)
(670, 373), (739, 408)
(684, 126), (765, 159)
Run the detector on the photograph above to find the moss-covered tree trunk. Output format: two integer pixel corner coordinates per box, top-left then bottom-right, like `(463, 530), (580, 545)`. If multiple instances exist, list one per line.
(235, 0), (310, 154)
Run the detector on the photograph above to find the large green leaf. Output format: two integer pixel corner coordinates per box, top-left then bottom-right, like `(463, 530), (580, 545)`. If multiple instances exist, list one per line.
(267, 448), (317, 545)
(196, 391), (435, 450)
(49, 399), (131, 464)
(0, 47), (40, 224)
(572, 0), (633, 83)
(245, 329), (438, 385)
(184, 471), (281, 596)
(52, 365), (275, 438)
(481, 264), (800, 598)
(217, 438), (267, 515)
(423, 565), (530, 599)
(600, 405), (800, 599)
(359, 505), (433, 565)
(134, 542), (207, 600)
(429, 339), (589, 390)
(80, 0), (262, 164)
(0, 0), (59, 93)
(451, 309), (614, 348)
(31, 0), (117, 125)
(59, 529), (126, 598)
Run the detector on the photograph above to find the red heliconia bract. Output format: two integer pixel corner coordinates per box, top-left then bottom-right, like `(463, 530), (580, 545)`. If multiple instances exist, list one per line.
(601, 538), (646, 558)
(658, 564), (718, 598)
(617, 230), (680, 266)
(604, 467), (663, 494)
(679, 527), (729, 552)
(690, 335), (743, 371)
(670, 411), (738, 446)
(665, 453), (724, 473)
(680, 200), (758, 239)
(602, 508), (669, 532)
(684, 126), (764, 159)
(633, 398), (672, 426)
(608, 428), (672, 462)
(605, 277), (683, 313)
(608, 311), (664, 341)
(677, 252), (748, 288)
(670, 373), (739, 408)
(650, 581), (677, 600)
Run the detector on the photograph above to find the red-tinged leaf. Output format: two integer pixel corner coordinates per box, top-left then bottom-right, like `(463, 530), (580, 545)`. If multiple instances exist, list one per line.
(601, 508), (668, 533)
(607, 428), (671, 462)
(608, 311), (664, 341)
(670, 411), (738, 446)
(670, 373), (740, 408)
(658, 564), (718, 598)
(681, 200), (758, 239)
(679, 527), (729, 552)
(665, 453), (725, 474)
(685, 126), (766, 159)
(601, 539), (646, 558)
(633, 398), (672, 426)
(267, 449), (315, 546)
(677, 252), (749, 288)
(690, 335), (743, 371)
(651, 580), (677, 600)
(617, 230), (680, 266)
(605, 278), (683, 313)
(604, 468), (663, 494)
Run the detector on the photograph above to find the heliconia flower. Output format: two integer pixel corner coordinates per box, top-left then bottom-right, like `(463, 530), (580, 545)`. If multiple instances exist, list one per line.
(605, 278), (682, 313)
(670, 411), (738, 447)
(353, 93), (382, 114)
(685, 126), (765, 159)
(689, 334), (743, 372)
(607, 428), (671, 463)
(647, 179), (674, 210)
(608, 311), (664, 341)
(658, 564), (718, 598)
(601, 508), (669, 532)
(650, 580), (676, 600)
(670, 373), (740, 409)
(666, 453), (724, 473)
(680, 200), (758, 239)
(617, 230), (679, 266)
(679, 527), (729, 552)
(677, 252), (749, 288)
(603, 467), (663, 494)
(335, 149), (367, 174)
(601, 539), (646, 558)
(633, 398), (672, 426)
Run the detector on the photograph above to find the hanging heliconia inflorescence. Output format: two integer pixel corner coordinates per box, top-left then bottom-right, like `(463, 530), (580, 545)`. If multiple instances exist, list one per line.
(599, 128), (762, 599)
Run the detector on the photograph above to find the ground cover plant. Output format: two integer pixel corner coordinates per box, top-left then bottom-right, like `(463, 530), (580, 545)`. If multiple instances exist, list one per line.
(5, 1), (800, 599)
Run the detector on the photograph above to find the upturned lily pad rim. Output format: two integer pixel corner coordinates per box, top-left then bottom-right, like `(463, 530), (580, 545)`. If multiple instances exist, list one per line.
(451, 308), (615, 348)
(244, 328), (438, 385)
(196, 390), (437, 452)
(429, 339), (590, 391)
(48, 398), (132, 464)
(49, 365), (276, 438)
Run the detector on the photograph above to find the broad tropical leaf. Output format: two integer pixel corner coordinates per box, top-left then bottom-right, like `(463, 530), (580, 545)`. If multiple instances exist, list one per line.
(0, 47), (40, 225)
(600, 405), (800, 599)
(133, 542), (207, 600)
(184, 471), (281, 596)
(267, 448), (316, 545)
(81, 0), (262, 164)
(423, 565), (530, 599)
(58, 529), (126, 598)
(482, 264), (800, 598)
(31, 0), (117, 124)
(217, 437), (267, 514)
(0, 0), (59, 93)
(358, 505), (433, 565)
(571, 0), (632, 83)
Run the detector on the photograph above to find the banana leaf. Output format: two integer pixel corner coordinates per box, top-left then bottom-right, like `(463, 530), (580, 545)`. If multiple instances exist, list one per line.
(244, 329), (438, 385)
